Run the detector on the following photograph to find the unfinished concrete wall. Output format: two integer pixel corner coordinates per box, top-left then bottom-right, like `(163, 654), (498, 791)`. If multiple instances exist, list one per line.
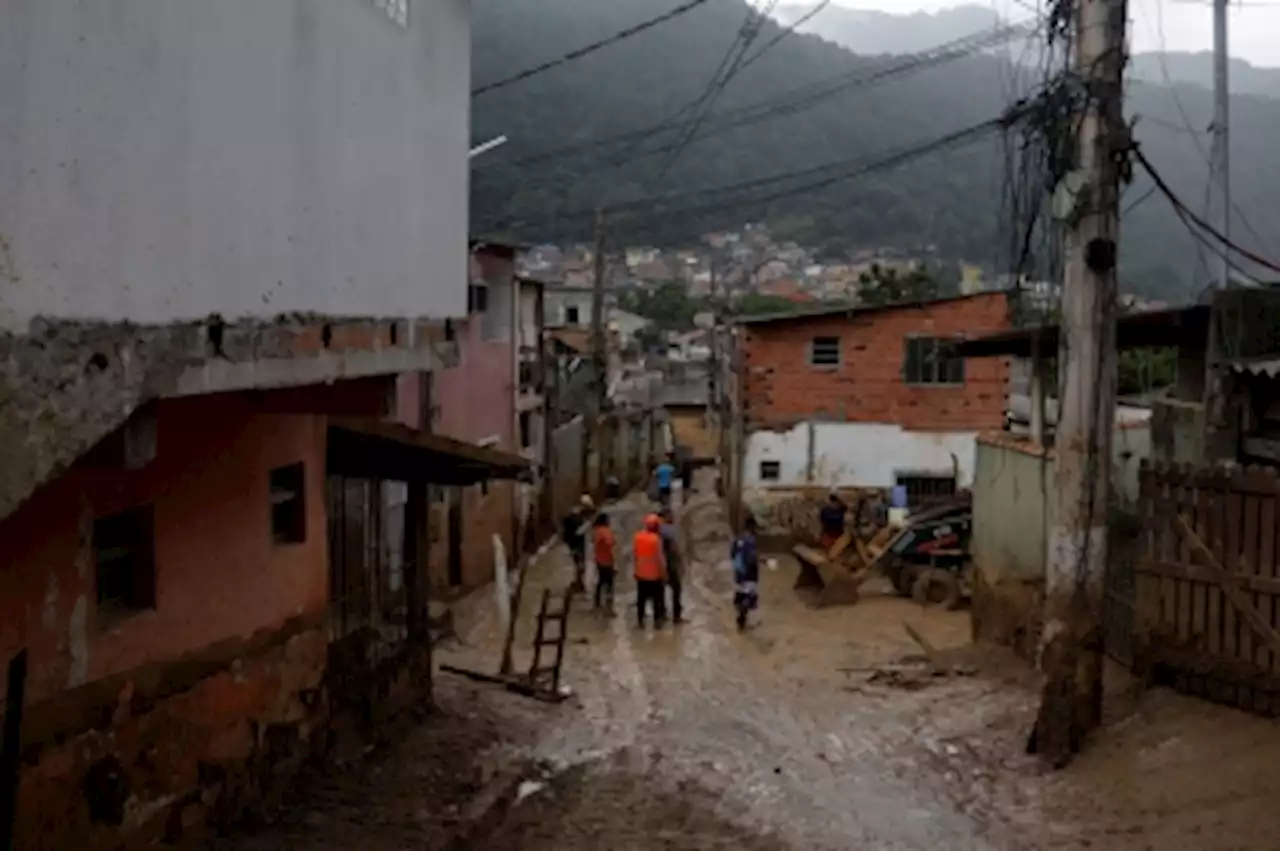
(970, 435), (1054, 659)
(0, 0), (470, 328)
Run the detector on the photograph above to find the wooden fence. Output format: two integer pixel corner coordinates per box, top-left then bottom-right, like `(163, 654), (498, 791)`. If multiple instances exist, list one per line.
(1137, 461), (1280, 714)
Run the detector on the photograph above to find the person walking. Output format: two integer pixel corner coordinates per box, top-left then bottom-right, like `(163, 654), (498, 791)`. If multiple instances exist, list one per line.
(731, 514), (761, 631)
(658, 507), (684, 624)
(633, 513), (668, 628)
(592, 512), (617, 613)
(563, 494), (593, 593)
(653, 454), (676, 509)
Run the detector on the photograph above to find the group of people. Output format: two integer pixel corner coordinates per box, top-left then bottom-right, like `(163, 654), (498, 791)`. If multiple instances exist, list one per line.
(562, 495), (684, 628)
(559, 455), (763, 632)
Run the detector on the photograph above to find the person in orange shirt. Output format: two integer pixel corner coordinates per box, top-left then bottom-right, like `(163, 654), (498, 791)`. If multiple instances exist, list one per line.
(633, 514), (668, 628)
(592, 512), (617, 613)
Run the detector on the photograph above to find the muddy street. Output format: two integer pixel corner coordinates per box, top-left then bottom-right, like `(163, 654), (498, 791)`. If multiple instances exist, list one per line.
(218, 488), (1280, 851)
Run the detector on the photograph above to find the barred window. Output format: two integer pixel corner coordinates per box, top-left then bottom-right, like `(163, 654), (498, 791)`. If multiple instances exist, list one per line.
(904, 336), (965, 385)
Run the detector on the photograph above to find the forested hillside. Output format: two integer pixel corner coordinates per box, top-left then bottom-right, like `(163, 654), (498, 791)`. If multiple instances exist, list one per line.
(471, 0), (1280, 299)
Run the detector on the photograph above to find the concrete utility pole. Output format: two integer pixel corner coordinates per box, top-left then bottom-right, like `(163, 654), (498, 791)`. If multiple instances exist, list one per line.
(587, 208), (607, 496)
(1030, 0), (1126, 767)
(1211, 0), (1230, 287)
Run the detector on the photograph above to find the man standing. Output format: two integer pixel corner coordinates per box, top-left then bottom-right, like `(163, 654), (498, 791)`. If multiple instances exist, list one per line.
(731, 515), (761, 631)
(592, 512), (617, 613)
(654, 454), (675, 508)
(633, 513), (667, 628)
(818, 492), (848, 552)
(563, 495), (593, 593)
(659, 507), (684, 624)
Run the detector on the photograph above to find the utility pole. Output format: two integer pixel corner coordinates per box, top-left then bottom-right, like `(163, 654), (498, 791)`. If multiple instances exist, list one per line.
(1030, 0), (1125, 767)
(1211, 0), (1230, 287)
(587, 207), (607, 497)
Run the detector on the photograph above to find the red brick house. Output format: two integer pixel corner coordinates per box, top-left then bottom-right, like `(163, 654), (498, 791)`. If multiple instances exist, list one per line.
(730, 292), (1011, 518)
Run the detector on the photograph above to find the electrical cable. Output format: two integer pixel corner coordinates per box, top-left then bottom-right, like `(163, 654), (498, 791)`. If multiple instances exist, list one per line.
(735, 0), (832, 73)
(477, 21), (1034, 173)
(472, 0), (716, 96)
(655, 0), (779, 177)
(480, 107), (1023, 239)
(1134, 146), (1280, 275)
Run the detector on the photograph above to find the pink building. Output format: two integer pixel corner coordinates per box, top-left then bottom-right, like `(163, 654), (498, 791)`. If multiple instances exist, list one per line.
(396, 242), (546, 592)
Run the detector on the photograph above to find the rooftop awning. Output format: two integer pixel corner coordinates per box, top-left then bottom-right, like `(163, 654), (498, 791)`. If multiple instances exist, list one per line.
(956, 305), (1209, 358)
(327, 418), (531, 485)
(1230, 358), (1280, 378)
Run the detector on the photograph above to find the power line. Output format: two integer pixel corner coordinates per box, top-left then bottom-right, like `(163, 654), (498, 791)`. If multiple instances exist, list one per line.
(478, 21), (1033, 174)
(483, 105), (1028, 239)
(471, 0), (716, 97)
(736, 0), (833, 73)
(1134, 146), (1280, 275)
(656, 0), (779, 177)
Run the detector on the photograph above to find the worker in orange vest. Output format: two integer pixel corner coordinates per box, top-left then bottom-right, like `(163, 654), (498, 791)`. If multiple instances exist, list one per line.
(633, 513), (668, 628)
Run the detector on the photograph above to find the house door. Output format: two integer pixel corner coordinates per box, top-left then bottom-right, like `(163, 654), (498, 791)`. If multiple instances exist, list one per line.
(447, 489), (463, 587)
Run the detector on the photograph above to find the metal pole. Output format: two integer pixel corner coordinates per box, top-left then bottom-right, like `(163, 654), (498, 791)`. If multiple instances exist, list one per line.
(587, 208), (607, 498)
(1211, 0), (1230, 287)
(1031, 0), (1124, 767)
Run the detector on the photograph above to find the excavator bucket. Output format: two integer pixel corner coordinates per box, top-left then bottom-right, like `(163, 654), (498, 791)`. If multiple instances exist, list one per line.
(791, 529), (866, 607)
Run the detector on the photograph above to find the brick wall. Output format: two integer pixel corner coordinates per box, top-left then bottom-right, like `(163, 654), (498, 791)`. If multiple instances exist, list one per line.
(740, 292), (1011, 432)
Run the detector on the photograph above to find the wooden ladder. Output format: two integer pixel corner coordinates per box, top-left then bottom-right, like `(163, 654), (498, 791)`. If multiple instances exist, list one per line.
(528, 587), (573, 697)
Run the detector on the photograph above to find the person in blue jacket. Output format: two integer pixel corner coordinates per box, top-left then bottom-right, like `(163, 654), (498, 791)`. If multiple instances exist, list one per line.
(653, 453), (676, 508)
(731, 514), (760, 631)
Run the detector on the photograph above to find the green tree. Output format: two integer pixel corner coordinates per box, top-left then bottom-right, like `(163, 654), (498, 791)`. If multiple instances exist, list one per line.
(618, 280), (701, 331)
(857, 264), (940, 307)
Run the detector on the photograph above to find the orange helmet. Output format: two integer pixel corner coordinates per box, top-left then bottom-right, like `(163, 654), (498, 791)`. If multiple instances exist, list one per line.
(644, 513), (661, 531)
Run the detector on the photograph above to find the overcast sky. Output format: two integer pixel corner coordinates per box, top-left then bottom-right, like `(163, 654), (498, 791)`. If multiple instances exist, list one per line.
(825, 0), (1280, 67)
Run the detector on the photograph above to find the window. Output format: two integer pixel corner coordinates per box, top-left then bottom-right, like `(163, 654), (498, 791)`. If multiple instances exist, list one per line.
(809, 336), (841, 367)
(270, 463), (307, 544)
(93, 506), (156, 617)
(467, 283), (489, 315)
(759, 460), (781, 481)
(565, 305), (581, 325)
(904, 336), (965, 385)
(895, 473), (957, 507)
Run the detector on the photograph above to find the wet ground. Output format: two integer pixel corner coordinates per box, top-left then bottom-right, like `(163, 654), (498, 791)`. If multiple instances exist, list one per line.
(219, 485), (1280, 850)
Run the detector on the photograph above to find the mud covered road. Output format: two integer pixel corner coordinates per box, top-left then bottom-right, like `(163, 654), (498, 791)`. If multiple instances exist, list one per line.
(219, 487), (1280, 850)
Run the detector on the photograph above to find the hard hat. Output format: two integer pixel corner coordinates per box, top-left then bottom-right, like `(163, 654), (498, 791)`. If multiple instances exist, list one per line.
(644, 513), (661, 530)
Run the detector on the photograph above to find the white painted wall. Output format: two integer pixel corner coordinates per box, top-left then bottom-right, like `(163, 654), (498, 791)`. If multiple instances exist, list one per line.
(743, 422), (982, 489)
(0, 0), (470, 330)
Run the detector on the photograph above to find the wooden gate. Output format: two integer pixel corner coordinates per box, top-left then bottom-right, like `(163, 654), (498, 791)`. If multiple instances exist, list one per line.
(1138, 461), (1280, 714)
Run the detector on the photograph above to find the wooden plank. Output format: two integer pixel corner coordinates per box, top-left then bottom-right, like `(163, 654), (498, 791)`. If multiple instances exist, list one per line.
(1257, 487), (1278, 697)
(1150, 644), (1280, 695)
(1198, 483), (1218, 696)
(1224, 481), (1243, 704)
(1137, 560), (1280, 595)
(1184, 480), (1202, 695)
(1159, 476), (1178, 650)
(1182, 478), (1203, 696)
(1240, 474), (1262, 708)
(1175, 515), (1280, 662)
